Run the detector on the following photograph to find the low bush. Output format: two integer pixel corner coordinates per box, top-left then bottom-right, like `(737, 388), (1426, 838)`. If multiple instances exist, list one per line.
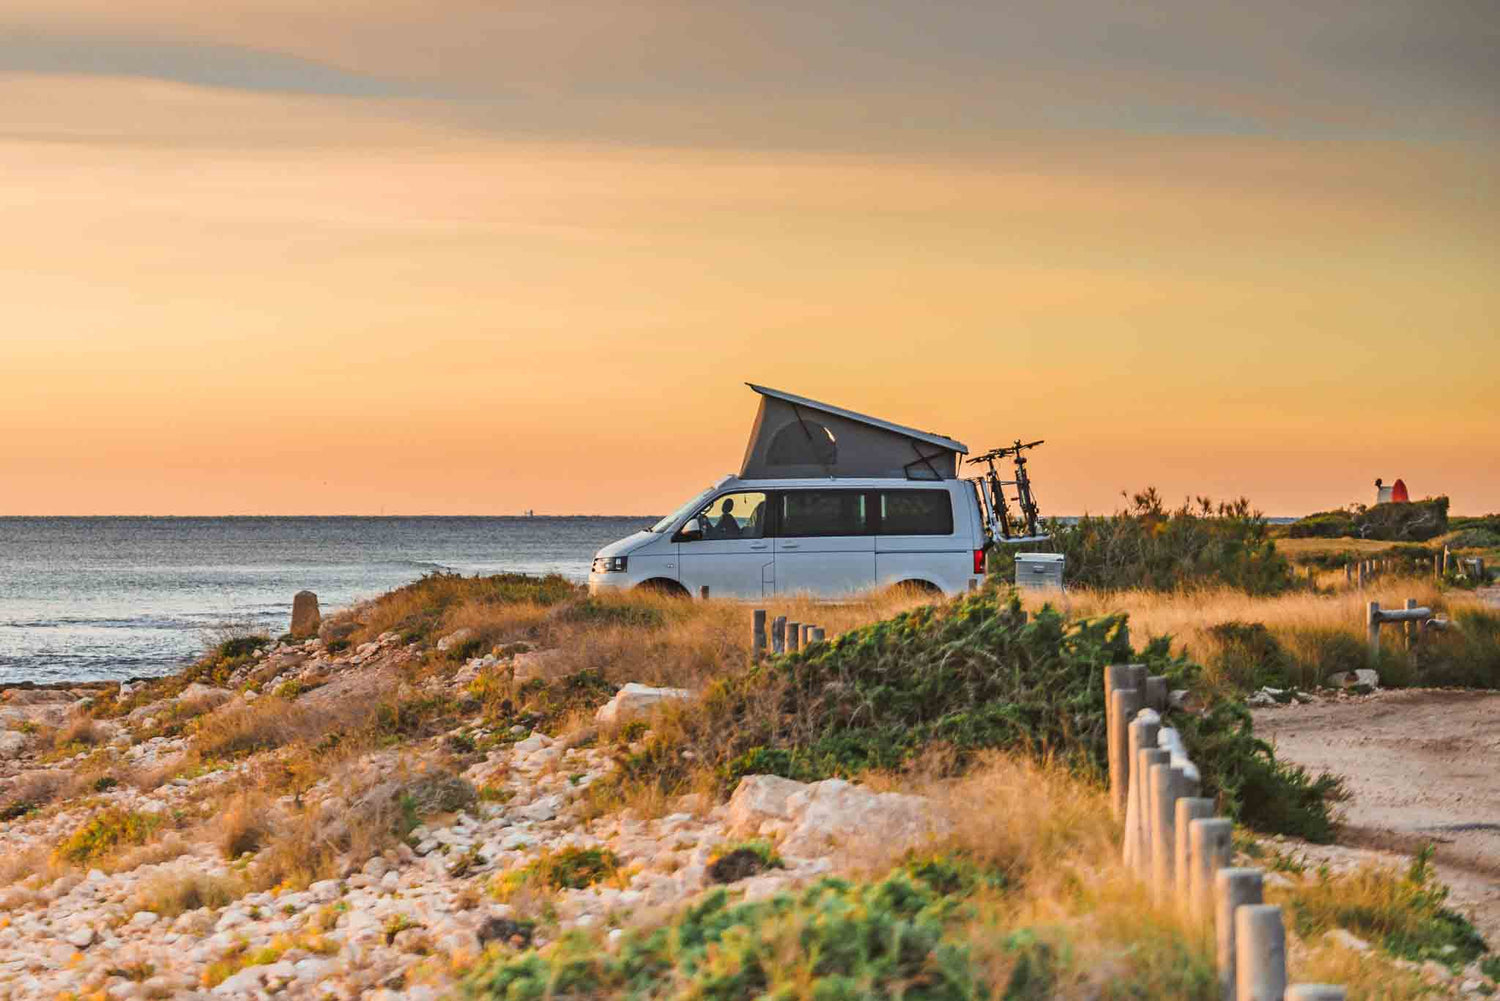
(1038, 490), (1296, 595)
(1290, 499), (1450, 543)
(464, 870), (1010, 1001)
(607, 588), (1340, 840)
(133, 871), (244, 917)
(495, 847), (622, 898)
(1411, 608), (1500, 688)
(1274, 846), (1488, 968)
(55, 808), (164, 864)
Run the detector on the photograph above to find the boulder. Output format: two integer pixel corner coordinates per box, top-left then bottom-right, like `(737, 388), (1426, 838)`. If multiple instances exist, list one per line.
(0, 731), (28, 759)
(594, 683), (693, 725)
(785, 779), (951, 861)
(290, 591), (321, 639)
(725, 775), (806, 835)
(511, 649), (569, 683)
(726, 774), (950, 863)
(176, 683), (232, 709)
(436, 628), (474, 653)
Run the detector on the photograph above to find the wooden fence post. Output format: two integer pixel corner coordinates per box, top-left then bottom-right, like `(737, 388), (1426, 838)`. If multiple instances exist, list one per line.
(1133, 747), (1170, 873)
(809, 626), (825, 645)
(1216, 868), (1263, 1001)
(1189, 818), (1233, 924)
(1110, 686), (1143, 820)
(1173, 798), (1214, 912)
(786, 620), (801, 653)
(1367, 601), (1382, 656)
(772, 615), (786, 655)
(1124, 720), (1161, 867)
(1235, 905), (1288, 1001)
(1145, 675), (1167, 712)
(752, 609), (767, 661)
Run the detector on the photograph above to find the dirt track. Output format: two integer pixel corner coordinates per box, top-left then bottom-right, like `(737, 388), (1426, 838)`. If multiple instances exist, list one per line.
(1254, 689), (1500, 943)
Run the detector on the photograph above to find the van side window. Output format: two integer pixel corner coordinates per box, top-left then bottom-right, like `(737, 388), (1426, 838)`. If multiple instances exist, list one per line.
(879, 490), (953, 535)
(779, 490), (867, 537)
(677, 492), (767, 542)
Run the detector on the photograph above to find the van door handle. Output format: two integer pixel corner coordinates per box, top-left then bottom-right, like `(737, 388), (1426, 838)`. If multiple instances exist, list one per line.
(781, 543), (799, 550)
(749, 543), (768, 550)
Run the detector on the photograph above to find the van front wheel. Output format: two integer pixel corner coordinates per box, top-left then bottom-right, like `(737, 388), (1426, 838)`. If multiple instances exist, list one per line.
(635, 578), (690, 598)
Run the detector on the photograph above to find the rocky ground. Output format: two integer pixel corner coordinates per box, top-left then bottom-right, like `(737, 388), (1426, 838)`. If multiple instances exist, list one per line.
(0, 635), (950, 1000)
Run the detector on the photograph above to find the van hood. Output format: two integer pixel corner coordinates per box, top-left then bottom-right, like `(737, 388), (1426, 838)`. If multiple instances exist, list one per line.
(594, 530), (657, 559)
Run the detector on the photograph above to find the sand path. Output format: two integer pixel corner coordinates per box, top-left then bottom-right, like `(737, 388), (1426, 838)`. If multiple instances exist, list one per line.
(1253, 689), (1500, 944)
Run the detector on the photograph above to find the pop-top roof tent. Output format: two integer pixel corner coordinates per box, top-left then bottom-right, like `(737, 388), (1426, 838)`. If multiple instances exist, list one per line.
(738, 384), (968, 480)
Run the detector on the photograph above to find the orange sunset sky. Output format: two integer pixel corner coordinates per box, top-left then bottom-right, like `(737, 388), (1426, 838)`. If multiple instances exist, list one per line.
(1, 1), (1496, 517)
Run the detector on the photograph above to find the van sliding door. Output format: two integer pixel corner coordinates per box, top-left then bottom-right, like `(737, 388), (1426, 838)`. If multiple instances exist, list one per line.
(773, 489), (875, 598)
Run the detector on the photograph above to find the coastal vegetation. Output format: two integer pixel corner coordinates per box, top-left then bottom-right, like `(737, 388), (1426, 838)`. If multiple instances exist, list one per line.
(3, 536), (1497, 998)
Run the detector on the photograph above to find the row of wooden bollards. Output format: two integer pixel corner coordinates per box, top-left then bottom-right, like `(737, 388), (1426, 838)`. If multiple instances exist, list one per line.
(1344, 548), (1486, 588)
(750, 609), (823, 660)
(1105, 664), (1346, 1001)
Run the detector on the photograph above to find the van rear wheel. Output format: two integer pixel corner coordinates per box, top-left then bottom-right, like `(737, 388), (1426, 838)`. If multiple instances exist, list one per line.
(888, 579), (942, 599)
(635, 578), (690, 598)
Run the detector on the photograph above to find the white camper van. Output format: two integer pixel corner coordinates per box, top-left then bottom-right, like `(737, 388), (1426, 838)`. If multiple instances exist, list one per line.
(588, 385), (989, 599)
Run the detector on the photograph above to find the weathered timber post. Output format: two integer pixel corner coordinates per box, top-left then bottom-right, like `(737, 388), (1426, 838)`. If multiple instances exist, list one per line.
(1132, 746), (1170, 872)
(1344, 564), (1353, 586)
(1367, 601), (1382, 656)
(290, 590), (321, 639)
(1104, 665), (1133, 814)
(1433, 554), (1441, 577)
(786, 620), (801, 653)
(1216, 868), (1263, 1001)
(1404, 598), (1418, 651)
(1109, 686), (1143, 819)
(1284, 987), (1346, 1001)
(1173, 798), (1215, 912)
(752, 609), (767, 661)
(700, 585), (710, 600)
(1145, 675), (1167, 712)
(1357, 561), (1366, 589)
(772, 615), (786, 655)
(1124, 718), (1161, 867)
(809, 626), (825, 645)
(801, 624), (813, 648)
(1189, 818), (1233, 924)
(1150, 763), (1194, 901)
(1235, 905), (1288, 1001)
(1443, 546), (1451, 575)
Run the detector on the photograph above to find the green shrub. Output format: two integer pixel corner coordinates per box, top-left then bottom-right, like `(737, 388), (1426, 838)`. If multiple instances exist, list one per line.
(1206, 621), (1295, 691)
(557, 598), (665, 628)
(1292, 499), (1450, 542)
(1173, 703), (1343, 842)
(1280, 846), (1487, 968)
(1287, 510), (1359, 539)
(464, 870), (1031, 1001)
(609, 588), (1339, 840)
(55, 808), (164, 864)
(1411, 609), (1500, 688)
(496, 847), (622, 898)
(1041, 490), (1296, 594)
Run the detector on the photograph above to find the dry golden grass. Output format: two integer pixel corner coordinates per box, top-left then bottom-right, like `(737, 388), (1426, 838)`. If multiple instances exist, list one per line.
(1017, 582), (1490, 695)
(130, 869), (245, 917)
(217, 791), (271, 860)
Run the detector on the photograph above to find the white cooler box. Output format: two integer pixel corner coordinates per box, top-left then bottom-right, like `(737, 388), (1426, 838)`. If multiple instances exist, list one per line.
(1015, 552), (1065, 590)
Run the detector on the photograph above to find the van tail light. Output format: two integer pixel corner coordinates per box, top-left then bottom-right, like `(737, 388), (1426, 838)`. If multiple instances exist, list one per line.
(973, 549), (986, 575)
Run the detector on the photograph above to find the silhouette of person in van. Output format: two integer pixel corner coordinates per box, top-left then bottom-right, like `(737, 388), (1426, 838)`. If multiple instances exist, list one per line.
(714, 498), (742, 539)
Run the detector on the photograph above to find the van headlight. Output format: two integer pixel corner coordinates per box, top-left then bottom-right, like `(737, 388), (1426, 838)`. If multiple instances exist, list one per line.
(592, 556), (628, 573)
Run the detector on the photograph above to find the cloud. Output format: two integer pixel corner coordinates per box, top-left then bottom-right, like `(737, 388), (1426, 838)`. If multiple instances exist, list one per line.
(1, 0), (1495, 148)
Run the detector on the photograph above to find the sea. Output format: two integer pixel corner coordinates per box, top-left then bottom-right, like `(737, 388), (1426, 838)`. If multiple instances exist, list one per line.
(0, 517), (654, 685)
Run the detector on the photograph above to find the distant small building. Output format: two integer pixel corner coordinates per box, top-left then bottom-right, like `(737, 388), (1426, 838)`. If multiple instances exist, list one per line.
(1374, 478), (1409, 505)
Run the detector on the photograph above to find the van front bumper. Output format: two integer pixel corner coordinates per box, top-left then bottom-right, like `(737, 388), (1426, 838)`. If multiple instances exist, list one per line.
(587, 573), (632, 595)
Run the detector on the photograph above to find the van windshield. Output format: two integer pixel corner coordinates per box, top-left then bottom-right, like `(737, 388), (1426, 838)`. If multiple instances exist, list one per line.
(648, 487), (714, 533)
